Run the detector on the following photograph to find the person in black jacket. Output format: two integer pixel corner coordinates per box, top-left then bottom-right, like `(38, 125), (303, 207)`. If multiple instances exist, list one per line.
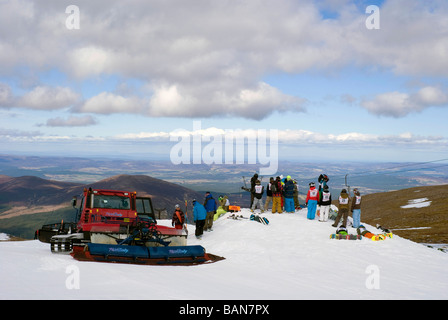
(283, 175), (295, 213)
(264, 177), (274, 211)
(318, 185), (332, 222)
(251, 180), (265, 213)
(249, 173), (258, 208)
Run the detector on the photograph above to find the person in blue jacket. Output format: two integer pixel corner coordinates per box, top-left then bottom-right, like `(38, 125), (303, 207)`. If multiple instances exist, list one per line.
(193, 199), (207, 239)
(203, 192), (217, 232)
(283, 176), (295, 213)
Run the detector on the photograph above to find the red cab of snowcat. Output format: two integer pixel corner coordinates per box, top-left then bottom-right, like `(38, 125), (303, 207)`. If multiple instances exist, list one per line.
(75, 188), (141, 232)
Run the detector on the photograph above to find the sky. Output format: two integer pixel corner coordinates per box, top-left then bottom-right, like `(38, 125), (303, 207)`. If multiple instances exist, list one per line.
(1, 0), (448, 166)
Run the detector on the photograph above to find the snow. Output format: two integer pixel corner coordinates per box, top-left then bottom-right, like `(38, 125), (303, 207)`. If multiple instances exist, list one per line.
(401, 197), (432, 209)
(1, 208), (448, 300)
(0, 233), (9, 241)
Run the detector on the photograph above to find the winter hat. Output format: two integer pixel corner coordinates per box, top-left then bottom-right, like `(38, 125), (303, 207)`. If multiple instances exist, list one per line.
(309, 182), (315, 187)
(341, 189), (347, 193)
(287, 175), (291, 180)
(175, 204), (180, 209)
(323, 185), (329, 191)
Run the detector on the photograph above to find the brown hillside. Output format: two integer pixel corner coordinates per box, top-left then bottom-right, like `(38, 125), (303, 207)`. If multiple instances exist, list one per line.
(0, 176), (82, 206)
(0, 174), (203, 222)
(89, 174), (203, 219)
(361, 184), (448, 244)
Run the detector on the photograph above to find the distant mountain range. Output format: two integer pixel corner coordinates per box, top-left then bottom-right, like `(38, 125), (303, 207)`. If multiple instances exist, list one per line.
(1, 154), (448, 195)
(0, 175), (81, 206)
(0, 174), (202, 210)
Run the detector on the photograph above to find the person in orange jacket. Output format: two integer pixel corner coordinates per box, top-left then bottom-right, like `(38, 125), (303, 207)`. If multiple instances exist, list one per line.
(172, 204), (185, 230)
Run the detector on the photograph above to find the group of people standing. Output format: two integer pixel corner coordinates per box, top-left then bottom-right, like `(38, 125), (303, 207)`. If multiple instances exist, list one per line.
(306, 174), (362, 229)
(249, 174), (300, 214)
(171, 191), (220, 240)
(252, 173), (363, 229)
(171, 173), (363, 239)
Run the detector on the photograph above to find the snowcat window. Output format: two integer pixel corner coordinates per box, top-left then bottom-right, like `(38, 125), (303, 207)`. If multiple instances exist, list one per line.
(136, 197), (155, 221)
(92, 195), (131, 210)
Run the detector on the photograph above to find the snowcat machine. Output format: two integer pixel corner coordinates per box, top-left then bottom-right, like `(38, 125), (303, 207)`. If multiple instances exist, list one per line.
(37, 188), (223, 265)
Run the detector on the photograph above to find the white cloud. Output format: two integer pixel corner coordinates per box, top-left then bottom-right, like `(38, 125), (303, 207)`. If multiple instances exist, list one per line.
(68, 46), (113, 78)
(17, 86), (79, 110)
(0, 83), (12, 105)
(45, 115), (97, 127)
(74, 81), (305, 120)
(0, 83), (79, 111)
(148, 84), (197, 117)
(361, 86), (448, 117)
(77, 92), (144, 114)
(110, 127), (447, 148)
(1, 0), (448, 119)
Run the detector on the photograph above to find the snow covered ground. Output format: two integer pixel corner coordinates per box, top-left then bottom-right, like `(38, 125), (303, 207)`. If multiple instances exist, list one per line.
(400, 197), (432, 209)
(1, 208), (448, 300)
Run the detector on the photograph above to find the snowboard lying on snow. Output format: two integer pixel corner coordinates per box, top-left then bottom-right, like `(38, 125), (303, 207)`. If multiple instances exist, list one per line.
(227, 213), (269, 225)
(330, 234), (362, 240)
(250, 214), (269, 225)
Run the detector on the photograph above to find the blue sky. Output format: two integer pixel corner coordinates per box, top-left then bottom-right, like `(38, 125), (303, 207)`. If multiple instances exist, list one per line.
(1, 0), (447, 165)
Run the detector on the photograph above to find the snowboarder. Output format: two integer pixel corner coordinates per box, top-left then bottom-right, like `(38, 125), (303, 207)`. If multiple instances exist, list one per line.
(293, 180), (300, 210)
(305, 182), (319, 219)
(251, 180), (265, 213)
(332, 189), (350, 227)
(271, 176), (283, 213)
(203, 192), (217, 232)
(350, 188), (361, 228)
(193, 199), (207, 239)
(283, 175), (295, 213)
(318, 185), (332, 222)
(215, 195), (228, 221)
(171, 204), (185, 230)
(218, 195), (230, 212)
(351, 188), (362, 228)
(249, 173), (258, 208)
(264, 177), (274, 211)
(357, 225), (389, 241)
